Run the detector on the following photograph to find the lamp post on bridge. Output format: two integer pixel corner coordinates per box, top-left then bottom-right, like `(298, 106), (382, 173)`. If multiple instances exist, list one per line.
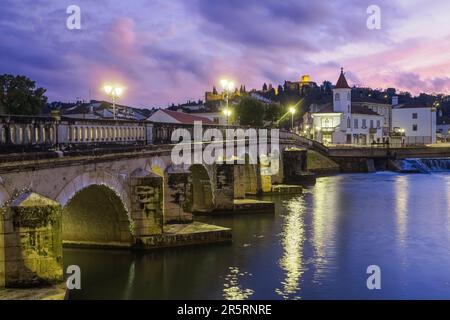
(103, 84), (124, 120)
(220, 79), (235, 126)
(223, 108), (232, 126)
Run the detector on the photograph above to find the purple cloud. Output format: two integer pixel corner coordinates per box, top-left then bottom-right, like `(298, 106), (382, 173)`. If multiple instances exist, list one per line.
(0, 0), (449, 107)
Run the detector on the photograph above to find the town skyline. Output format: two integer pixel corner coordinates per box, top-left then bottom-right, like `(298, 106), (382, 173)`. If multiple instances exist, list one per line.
(2, 0), (450, 107)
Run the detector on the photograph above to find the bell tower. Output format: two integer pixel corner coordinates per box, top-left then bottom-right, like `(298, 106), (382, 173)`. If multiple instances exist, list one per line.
(332, 68), (351, 114)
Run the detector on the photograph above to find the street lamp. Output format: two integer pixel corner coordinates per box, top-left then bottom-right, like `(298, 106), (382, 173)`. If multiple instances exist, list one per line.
(220, 79), (235, 125)
(289, 106), (296, 131)
(223, 108), (232, 126)
(103, 84), (124, 120)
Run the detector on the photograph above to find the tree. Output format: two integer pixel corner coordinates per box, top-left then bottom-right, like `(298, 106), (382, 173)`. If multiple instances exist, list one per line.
(235, 97), (265, 126)
(321, 81), (332, 93)
(264, 103), (281, 126)
(0, 74), (47, 115)
(262, 83), (268, 91)
(277, 85), (283, 95)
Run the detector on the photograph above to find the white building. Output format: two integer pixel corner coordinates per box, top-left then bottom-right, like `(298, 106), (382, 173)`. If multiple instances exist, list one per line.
(392, 102), (436, 145)
(311, 68), (384, 145)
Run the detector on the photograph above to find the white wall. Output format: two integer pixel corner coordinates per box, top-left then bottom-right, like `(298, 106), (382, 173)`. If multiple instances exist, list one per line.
(392, 108), (436, 144)
(312, 112), (383, 145)
(333, 88), (351, 114)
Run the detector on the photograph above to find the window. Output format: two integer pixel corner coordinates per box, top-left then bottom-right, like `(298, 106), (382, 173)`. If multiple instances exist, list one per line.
(335, 93), (340, 101)
(377, 120), (381, 128)
(412, 113), (418, 119)
(348, 105), (351, 113)
(347, 92), (351, 101)
(362, 119), (367, 128)
(412, 124), (418, 131)
(347, 117), (351, 129)
(370, 120), (374, 128)
(354, 118), (358, 129)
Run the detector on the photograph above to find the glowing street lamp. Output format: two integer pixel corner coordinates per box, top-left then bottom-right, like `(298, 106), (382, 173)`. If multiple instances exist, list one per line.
(220, 79), (235, 92)
(289, 106), (296, 131)
(103, 84), (124, 120)
(220, 79), (235, 125)
(223, 108), (232, 126)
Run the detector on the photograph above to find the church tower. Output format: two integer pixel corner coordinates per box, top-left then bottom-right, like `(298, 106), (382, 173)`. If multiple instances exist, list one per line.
(332, 68), (351, 114)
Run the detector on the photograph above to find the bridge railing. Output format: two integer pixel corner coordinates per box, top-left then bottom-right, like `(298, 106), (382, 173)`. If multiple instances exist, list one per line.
(0, 115), (152, 152)
(152, 121), (283, 145)
(0, 114), (307, 153)
(279, 131), (330, 155)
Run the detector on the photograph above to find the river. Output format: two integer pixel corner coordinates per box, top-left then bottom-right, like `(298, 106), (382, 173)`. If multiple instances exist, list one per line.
(65, 173), (450, 299)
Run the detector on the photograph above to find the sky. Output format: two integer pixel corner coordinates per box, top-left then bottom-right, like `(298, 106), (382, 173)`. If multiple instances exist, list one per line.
(1, 0), (450, 108)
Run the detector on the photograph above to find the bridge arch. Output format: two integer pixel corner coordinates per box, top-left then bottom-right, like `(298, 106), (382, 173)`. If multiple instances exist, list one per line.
(56, 171), (134, 245)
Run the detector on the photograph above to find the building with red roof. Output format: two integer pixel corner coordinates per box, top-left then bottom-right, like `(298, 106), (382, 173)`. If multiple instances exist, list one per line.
(147, 109), (214, 125)
(310, 68), (385, 145)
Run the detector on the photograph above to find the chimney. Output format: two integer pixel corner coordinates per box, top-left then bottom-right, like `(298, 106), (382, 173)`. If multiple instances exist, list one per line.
(391, 96), (399, 106)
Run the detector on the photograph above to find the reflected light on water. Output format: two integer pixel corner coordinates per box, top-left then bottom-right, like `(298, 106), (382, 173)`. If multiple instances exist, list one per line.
(222, 267), (254, 300)
(311, 178), (339, 281)
(123, 260), (135, 299)
(395, 175), (409, 245)
(275, 196), (306, 299)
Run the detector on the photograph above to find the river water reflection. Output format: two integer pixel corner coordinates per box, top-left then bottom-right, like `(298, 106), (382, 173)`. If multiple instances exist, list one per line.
(65, 173), (450, 299)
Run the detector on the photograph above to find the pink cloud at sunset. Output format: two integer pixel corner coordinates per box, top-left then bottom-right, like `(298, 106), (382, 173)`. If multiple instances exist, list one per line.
(1, 0), (450, 107)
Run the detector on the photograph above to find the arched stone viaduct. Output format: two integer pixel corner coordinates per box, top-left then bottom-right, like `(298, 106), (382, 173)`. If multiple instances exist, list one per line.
(0, 116), (307, 287)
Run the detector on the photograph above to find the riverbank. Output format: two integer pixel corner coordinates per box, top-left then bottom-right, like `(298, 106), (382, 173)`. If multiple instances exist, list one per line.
(0, 283), (66, 300)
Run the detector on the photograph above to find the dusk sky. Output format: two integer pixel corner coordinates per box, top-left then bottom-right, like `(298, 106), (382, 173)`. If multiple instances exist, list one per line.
(1, 0), (450, 108)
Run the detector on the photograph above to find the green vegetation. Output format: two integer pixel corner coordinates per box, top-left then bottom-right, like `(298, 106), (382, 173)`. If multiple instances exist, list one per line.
(234, 96), (266, 126)
(0, 74), (47, 115)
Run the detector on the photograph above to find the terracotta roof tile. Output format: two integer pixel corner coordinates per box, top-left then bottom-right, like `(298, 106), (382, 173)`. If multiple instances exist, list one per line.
(161, 109), (214, 124)
(335, 68), (351, 89)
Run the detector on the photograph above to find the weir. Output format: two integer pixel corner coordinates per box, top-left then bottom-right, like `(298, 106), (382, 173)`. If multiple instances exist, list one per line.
(395, 158), (450, 173)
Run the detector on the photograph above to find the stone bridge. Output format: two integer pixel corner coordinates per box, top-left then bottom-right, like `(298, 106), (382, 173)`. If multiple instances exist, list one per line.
(0, 115), (307, 288)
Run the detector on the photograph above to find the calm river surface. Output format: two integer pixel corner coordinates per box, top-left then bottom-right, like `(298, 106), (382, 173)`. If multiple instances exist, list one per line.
(65, 173), (450, 299)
